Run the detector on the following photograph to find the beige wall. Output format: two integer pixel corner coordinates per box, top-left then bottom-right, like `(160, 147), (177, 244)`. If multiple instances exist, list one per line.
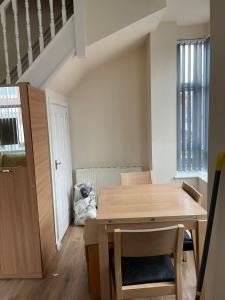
(46, 88), (69, 104)
(146, 34), (152, 168)
(68, 44), (148, 170)
(207, 1), (225, 299)
(68, 21), (209, 177)
(177, 23), (209, 40)
(85, 0), (166, 45)
(149, 22), (209, 184)
(150, 22), (177, 183)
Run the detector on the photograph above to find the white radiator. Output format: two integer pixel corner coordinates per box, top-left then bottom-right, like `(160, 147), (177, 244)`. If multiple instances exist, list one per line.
(75, 166), (143, 203)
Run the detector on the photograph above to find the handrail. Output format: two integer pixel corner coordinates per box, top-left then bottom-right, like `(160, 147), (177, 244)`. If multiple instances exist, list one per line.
(0, 0), (11, 11)
(0, 0), (74, 84)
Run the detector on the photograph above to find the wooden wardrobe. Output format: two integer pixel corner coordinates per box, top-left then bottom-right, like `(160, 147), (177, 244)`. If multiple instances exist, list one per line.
(0, 83), (56, 278)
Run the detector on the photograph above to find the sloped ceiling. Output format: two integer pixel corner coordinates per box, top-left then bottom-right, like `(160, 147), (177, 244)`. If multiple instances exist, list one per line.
(46, 0), (210, 96)
(46, 9), (165, 96)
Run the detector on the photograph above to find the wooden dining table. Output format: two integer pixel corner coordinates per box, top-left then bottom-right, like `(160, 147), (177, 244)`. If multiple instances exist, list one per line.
(96, 184), (207, 300)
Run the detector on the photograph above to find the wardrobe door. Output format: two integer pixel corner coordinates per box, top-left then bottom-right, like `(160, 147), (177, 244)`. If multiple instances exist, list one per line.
(0, 168), (42, 278)
(20, 84), (56, 273)
(0, 86), (42, 278)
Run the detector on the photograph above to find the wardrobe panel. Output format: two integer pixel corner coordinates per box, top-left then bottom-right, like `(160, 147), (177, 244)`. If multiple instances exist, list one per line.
(0, 85), (42, 278)
(27, 85), (56, 272)
(0, 168), (42, 278)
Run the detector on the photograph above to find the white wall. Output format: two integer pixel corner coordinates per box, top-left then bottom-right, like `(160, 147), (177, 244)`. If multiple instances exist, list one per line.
(146, 35), (152, 168)
(150, 22), (177, 183)
(45, 88), (69, 104)
(149, 22), (209, 184)
(85, 0), (166, 45)
(68, 44), (148, 170)
(68, 21), (209, 180)
(177, 23), (209, 39)
(207, 1), (225, 298)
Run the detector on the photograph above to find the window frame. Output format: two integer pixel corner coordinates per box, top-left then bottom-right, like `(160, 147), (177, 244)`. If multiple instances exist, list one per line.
(176, 38), (210, 173)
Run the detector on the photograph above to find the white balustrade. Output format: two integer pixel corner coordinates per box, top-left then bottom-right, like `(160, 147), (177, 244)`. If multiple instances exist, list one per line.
(61, 0), (66, 26)
(49, 0), (55, 39)
(37, 0), (44, 52)
(0, 8), (10, 83)
(12, 0), (22, 78)
(25, 0), (33, 66)
(0, 0), (72, 83)
(73, 0), (86, 57)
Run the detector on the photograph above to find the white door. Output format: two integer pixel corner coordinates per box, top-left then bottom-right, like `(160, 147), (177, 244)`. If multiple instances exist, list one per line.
(49, 103), (72, 245)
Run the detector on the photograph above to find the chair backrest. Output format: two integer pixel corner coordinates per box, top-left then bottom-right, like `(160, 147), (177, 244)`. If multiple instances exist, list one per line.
(182, 182), (203, 205)
(120, 171), (152, 186)
(114, 225), (184, 258)
(113, 225), (184, 299)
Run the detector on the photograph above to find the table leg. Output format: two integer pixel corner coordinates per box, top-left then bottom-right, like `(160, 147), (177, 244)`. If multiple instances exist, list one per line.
(196, 220), (207, 300)
(98, 224), (111, 300)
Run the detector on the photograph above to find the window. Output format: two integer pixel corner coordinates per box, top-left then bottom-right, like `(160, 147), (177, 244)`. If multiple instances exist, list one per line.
(177, 39), (210, 172)
(0, 87), (25, 152)
(0, 118), (19, 145)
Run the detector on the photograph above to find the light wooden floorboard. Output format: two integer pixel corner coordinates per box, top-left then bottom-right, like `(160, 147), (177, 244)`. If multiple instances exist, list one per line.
(0, 226), (196, 300)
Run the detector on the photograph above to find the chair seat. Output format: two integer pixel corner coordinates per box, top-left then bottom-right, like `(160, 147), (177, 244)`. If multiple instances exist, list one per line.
(109, 250), (175, 286)
(183, 230), (194, 251)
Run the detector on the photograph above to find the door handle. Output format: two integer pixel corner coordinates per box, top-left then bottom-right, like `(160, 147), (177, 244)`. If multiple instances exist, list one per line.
(55, 160), (62, 170)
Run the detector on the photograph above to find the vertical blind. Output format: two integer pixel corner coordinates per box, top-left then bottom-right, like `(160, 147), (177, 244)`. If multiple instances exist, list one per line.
(177, 39), (210, 172)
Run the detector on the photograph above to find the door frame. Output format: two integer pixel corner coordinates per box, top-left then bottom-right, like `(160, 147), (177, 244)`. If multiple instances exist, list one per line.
(46, 93), (73, 250)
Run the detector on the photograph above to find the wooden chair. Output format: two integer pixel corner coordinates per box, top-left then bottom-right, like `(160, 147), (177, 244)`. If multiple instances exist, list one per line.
(120, 171), (152, 186)
(182, 182), (203, 206)
(84, 219), (114, 299)
(182, 182), (203, 263)
(110, 225), (184, 300)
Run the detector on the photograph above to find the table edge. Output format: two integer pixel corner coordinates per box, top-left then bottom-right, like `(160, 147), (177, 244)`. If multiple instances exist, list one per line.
(96, 214), (207, 224)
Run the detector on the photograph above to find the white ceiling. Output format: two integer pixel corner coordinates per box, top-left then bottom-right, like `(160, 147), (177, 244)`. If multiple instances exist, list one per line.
(163, 0), (210, 25)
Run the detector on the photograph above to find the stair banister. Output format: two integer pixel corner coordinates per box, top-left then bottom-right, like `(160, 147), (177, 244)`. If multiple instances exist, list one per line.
(73, 0), (86, 57)
(62, 0), (67, 26)
(49, 0), (55, 39)
(37, 0), (44, 53)
(0, 8), (10, 83)
(0, 0), (76, 84)
(25, 0), (33, 66)
(0, 0), (11, 11)
(12, 0), (22, 78)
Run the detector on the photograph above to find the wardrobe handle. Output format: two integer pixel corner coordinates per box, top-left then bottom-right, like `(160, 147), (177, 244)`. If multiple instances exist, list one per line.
(0, 169), (14, 173)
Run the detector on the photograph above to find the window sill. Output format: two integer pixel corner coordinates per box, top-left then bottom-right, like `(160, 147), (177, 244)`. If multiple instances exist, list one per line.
(175, 171), (208, 183)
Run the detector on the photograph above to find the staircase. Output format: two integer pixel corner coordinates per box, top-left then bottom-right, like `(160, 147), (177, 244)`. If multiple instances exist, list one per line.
(0, 0), (74, 84)
(0, 0), (167, 89)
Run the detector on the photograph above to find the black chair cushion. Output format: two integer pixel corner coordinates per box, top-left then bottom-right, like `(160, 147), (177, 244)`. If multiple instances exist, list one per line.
(183, 230), (194, 251)
(109, 250), (175, 286)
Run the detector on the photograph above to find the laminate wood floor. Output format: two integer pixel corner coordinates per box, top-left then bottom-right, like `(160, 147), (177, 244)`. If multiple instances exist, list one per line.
(0, 226), (197, 300)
